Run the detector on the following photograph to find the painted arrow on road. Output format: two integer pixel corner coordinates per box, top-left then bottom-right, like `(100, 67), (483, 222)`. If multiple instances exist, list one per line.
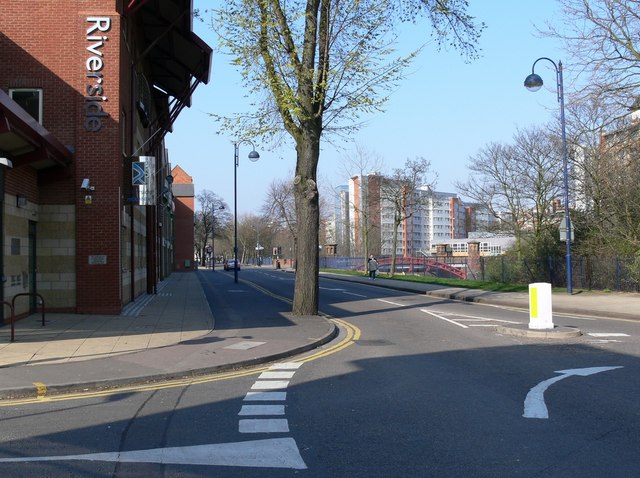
(0, 437), (307, 469)
(523, 366), (623, 419)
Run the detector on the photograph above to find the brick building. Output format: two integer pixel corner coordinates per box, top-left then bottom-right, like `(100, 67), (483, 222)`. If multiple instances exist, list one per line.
(0, 1), (211, 318)
(171, 165), (195, 271)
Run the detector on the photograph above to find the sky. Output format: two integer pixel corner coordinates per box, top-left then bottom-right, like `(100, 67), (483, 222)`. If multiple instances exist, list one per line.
(165, 0), (565, 215)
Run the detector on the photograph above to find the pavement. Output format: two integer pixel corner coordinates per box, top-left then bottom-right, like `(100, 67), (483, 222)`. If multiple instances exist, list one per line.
(0, 268), (638, 401)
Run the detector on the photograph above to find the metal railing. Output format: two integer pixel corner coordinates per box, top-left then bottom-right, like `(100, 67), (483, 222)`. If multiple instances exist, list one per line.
(321, 255), (640, 292)
(6, 293), (46, 342)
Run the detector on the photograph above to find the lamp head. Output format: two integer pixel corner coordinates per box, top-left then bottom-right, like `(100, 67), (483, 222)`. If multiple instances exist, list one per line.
(248, 150), (260, 162)
(524, 73), (543, 92)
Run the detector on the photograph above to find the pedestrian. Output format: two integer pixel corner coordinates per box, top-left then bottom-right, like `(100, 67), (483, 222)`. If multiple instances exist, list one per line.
(367, 255), (378, 280)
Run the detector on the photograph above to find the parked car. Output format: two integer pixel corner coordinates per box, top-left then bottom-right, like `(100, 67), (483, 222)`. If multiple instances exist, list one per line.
(223, 259), (240, 271)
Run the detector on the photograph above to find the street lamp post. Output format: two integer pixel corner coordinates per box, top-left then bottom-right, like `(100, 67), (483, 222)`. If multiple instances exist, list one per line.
(234, 142), (260, 283)
(524, 57), (572, 294)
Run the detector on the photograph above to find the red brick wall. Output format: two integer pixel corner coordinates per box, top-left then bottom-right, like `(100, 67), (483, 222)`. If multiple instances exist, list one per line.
(1, 1), (126, 314)
(172, 166), (195, 271)
(75, 9), (123, 313)
(0, 0), (79, 204)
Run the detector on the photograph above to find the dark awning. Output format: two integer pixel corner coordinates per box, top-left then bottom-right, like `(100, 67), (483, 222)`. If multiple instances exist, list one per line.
(0, 89), (72, 169)
(127, 0), (212, 108)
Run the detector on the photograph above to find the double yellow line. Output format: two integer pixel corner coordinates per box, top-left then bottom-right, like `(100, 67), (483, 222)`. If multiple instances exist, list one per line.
(0, 317), (361, 407)
(297, 318), (361, 363)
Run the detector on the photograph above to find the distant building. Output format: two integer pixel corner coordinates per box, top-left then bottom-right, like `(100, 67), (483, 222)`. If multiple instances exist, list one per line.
(431, 235), (516, 256)
(344, 173), (476, 257)
(333, 185), (350, 256)
(172, 166), (195, 271)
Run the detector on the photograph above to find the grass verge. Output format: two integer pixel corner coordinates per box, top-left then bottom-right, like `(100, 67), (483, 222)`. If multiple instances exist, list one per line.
(320, 268), (531, 293)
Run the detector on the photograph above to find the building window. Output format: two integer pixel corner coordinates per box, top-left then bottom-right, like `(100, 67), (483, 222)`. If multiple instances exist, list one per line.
(9, 88), (43, 124)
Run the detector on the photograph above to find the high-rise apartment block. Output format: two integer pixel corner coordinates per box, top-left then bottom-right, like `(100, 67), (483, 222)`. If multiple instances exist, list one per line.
(332, 174), (496, 257)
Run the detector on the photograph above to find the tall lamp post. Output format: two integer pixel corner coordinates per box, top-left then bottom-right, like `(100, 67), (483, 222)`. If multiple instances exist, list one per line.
(234, 142), (260, 283)
(524, 57), (572, 295)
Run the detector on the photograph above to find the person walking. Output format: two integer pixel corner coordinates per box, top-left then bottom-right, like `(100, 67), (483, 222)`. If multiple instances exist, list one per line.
(367, 255), (378, 280)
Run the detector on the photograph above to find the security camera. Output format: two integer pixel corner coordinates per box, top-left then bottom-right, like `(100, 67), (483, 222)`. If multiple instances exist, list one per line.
(81, 178), (91, 190)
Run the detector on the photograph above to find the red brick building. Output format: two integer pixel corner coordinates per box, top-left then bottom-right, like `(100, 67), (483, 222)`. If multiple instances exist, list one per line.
(172, 165), (195, 271)
(0, 1), (210, 318)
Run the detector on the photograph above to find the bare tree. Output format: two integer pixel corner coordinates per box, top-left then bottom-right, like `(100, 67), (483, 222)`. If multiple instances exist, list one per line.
(195, 191), (230, 264)
(210, 0), (483, 315)
(545, 0), (640, 117)
(261, 177), (297, 263)
(379, 157), (435, 276)
(589, 118), (640, 255)
(455, 126), (564, 258)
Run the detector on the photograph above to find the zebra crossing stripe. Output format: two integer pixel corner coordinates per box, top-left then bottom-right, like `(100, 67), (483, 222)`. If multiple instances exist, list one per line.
(239, 405), (285, 416)
(270, 362), (303, 369)
(244, 391), (287, 401)
(239, 419), (290, 433)
(251, 381), (290, 390)
(239, 362), (302, 439)
(259, 371), (296, 379)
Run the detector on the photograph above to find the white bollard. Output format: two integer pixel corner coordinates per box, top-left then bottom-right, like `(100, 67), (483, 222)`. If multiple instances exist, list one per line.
(529, 282), (554, 330)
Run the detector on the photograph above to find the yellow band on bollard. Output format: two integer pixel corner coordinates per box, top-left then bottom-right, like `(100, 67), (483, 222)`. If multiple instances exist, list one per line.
(530, 287), (538, 318)
(33, 382), (47, 398)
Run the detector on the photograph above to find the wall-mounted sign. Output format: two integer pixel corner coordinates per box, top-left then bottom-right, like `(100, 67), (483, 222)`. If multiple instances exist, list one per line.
(84, 17), (111, 132)
(88, 255), (107, 265)
(132, 162), (145, 185)
(138, 156), (156, 206)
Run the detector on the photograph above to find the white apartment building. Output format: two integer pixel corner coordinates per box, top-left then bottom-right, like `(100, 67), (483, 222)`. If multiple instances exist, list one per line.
(328, 174), (502, 258)
(379, 188), (467, 256)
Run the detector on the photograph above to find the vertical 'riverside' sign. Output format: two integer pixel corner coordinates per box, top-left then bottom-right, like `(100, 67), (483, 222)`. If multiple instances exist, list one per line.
(84, 17), (111, 132)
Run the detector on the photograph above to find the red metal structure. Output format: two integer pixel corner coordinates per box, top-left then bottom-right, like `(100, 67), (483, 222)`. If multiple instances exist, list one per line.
(361, 256), (467, 279)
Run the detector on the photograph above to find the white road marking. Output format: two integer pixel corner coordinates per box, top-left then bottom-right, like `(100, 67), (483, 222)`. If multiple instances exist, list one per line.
(251, 380), (290, 390)
(239, 405), (285, 416)
(259, 371), (296, 379)
(244, 392), (287, 401)
(588, 333), (629, 337)
(377, 299), (406, 307)
(421, 309), (524, 328)
(343, 291), (367, 297)
(224, 341), (266, 350)
(270, 362), (302, 370)
(236, 362), (302, 461)
(421, 309), (468, 328)
(444, 312), (520, 324)
(457, 319), (518, 324)
(523, 366), (624, 419)
(239, 419), (290, 433)
(0, 438), (307, 469)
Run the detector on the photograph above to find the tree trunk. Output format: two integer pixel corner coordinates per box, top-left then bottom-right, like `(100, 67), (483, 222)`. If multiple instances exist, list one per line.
(292, 130), (320, 316)
(390, 218), (399, 277)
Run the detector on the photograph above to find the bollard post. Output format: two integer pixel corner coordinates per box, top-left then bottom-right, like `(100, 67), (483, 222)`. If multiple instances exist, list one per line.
(529, 282), (554, 330)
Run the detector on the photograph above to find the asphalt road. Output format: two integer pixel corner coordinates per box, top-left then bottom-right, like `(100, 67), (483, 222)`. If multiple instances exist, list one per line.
(0, 268), (638, 477)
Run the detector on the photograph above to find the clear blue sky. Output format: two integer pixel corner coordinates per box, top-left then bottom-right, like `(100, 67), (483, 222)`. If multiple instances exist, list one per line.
(165, 0), (564, 215)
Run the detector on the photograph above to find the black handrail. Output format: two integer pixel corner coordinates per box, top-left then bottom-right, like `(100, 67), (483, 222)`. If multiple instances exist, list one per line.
(12, 293), (46, 327)
(3, 301), (15, 342)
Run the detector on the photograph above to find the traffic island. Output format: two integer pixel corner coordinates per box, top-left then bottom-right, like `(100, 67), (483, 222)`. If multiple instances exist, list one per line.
(495, 323), (582, 339)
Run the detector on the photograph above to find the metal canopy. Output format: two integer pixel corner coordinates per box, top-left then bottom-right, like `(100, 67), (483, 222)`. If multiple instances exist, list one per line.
(128, 0), (212, 108)
(0, 90), (72, 169)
